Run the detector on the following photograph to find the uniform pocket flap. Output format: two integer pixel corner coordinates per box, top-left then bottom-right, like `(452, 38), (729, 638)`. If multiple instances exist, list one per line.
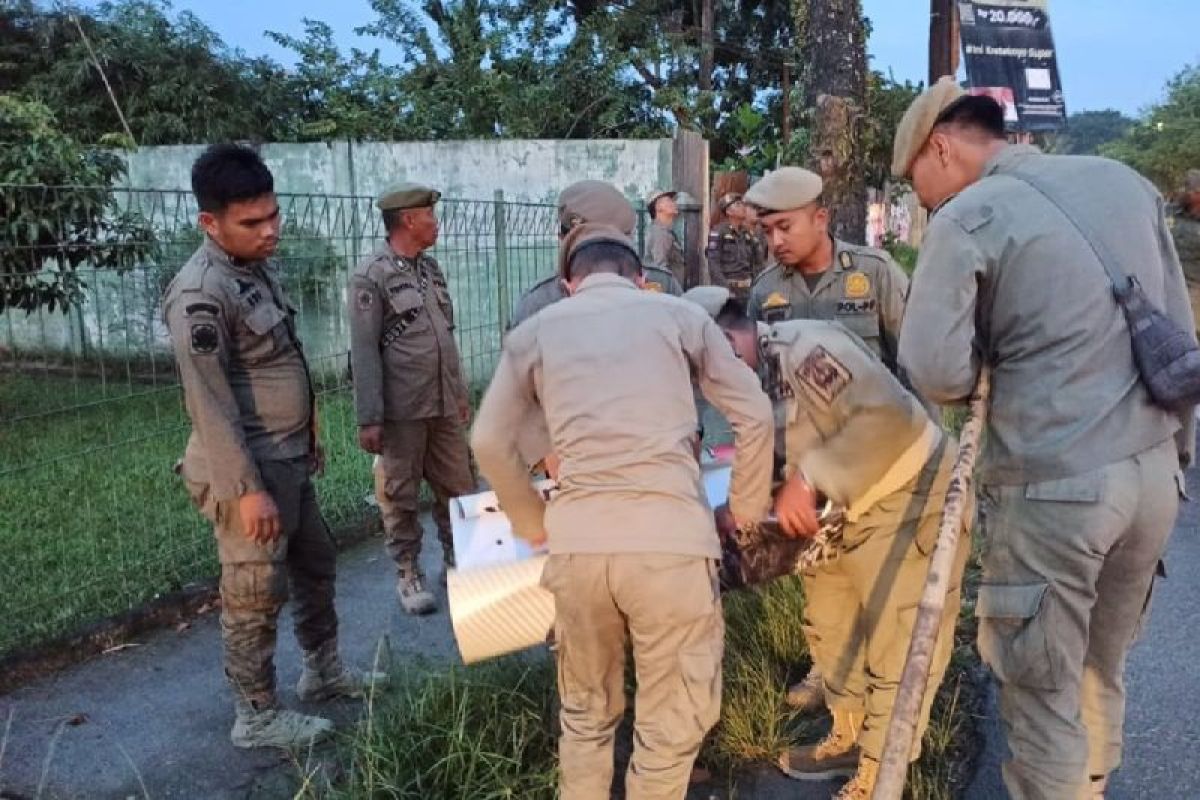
(386, 284), (423, 314)
(975, 582), (1047, 619)
(1024, 474), (1101, 503)
(243, 303), (286, 335)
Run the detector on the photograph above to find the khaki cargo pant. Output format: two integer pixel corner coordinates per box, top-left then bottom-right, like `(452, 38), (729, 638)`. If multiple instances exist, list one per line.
(375, 416), (475, 568)
(803, 442), (970, 761)
(976, 438), (1178, 800)
(189, 457), (338, 709)
(540, 553), (723, 800)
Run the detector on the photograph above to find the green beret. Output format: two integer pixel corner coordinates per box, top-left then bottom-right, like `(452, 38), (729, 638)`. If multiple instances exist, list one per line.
(376, 183), (441, 211)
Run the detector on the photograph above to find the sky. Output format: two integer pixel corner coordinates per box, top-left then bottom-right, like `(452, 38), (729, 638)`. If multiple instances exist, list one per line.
(112, 0), (1199, 116)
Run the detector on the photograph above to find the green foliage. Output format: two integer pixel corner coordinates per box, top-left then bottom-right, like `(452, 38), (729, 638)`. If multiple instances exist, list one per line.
(1103, 65), (1200, 192)
(0, 94), (154, 312)
(1050, 109), (1136, 156)
(883, 231), (919, 275)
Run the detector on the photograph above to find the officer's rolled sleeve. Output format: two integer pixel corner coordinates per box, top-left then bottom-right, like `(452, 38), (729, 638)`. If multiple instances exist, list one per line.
(471, 347), (547, 541)
(899, 218), (985, 404)
(1156, 195), (1199, 465)
(166, 294), (263, 500)
(687, 316), (774, 523)
(348, 275), (386, 426)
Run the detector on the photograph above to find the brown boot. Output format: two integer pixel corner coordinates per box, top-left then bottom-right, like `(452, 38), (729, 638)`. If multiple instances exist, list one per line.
(778, 709), (863, 781)
(296, 639), (389, 702)
(397, 560), (436, 615)
(785, 664), (826, 712)
(833, 756), (879, 799)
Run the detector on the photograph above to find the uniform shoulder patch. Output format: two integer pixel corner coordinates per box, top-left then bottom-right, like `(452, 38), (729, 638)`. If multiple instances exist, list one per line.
(189, 322), (219, 355)
(795, 345), (852, 407)
(355, 288), (375, 310)
(763, 291), (790, 309)
(643, 281), (664, 293)
(843, 272), (871, 299)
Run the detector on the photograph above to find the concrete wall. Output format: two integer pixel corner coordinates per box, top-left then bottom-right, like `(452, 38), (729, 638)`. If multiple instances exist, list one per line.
(119, 139), (674, 204)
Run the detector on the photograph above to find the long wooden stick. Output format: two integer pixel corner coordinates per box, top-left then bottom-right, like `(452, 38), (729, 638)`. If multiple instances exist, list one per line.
(872, 368), (991, 800)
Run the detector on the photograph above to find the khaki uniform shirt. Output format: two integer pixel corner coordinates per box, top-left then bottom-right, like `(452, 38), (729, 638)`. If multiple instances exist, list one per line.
(163, 237), (313, 500)
(706, 221), (756, 288)
(747, 239), (909, 373)
(764, 320), (937, 520)
(348, 244), (467, 425)
(508, 267), (682, 331)
(472, 273), (775, 558)
(899, 145), (1196, 485)
(644, 222), (687, 287)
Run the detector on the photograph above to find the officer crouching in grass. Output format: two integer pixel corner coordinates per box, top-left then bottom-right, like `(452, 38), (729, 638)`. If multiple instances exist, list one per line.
(684, 286), (970, 799)
(163, 144), (384, 750)
(471, 216), (775, 799)
(348, 184), (476, 615)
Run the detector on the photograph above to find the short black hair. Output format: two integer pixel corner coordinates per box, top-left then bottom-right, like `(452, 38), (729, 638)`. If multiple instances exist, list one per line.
(933, 95), (1006, 139)
(648, 199), (660, 221)
(714, 298), (754, 332)
(566, 241), (642, 281)
(191, 144), (274, 213)
(383, 208), (406, 234)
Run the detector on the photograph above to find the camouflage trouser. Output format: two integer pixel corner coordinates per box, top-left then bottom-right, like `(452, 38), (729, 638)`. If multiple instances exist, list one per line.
(802, 441), (969, 761)
(191, 457), (338, 710)
(976, 439), (1177, 799)
(375, 416), (475, 569)
(541, 553), (723, 800)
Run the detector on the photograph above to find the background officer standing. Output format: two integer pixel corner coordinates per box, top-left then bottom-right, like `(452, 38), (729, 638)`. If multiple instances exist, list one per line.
(1169, 169), (1200, 330)
(685, 287), (968, 799)
(706, 193), (757, 297)
(164, 144), (380, 750)
(472, 216), (775, 800)
(643, 188), (688, 288)
(894, 79), (1194, 800)
(509, 181), (681, 331)
(348, 184), (475, 615)
(745, 168), (910, 376)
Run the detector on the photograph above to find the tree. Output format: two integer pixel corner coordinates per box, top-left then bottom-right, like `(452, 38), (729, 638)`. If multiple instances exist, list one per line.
(0, 95), (154, 313)
(1051, 109), (1135, 156)
(1103, 65), (1200, 193)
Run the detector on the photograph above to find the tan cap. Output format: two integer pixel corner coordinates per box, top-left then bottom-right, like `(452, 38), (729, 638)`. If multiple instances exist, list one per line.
(558, 223), (639, 280)
(891, 76), (967, 178)
(717, 192), (744, 212)
(376, 182), (441, 211)
(646, 188), (678, 210)
(558, 180), (637, 236)
(1185, 169), (1200, 193)
(744, 167), (824, 212)
(682, 286), (731, 319)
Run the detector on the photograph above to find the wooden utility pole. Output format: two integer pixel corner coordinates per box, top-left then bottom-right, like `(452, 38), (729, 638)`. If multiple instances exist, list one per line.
(781, 62), (792, 145)
(672, 129), (711, 288)
(802, 0), (868, 244)
(699, 0), (714, 92)
(928, 0), (960, 84)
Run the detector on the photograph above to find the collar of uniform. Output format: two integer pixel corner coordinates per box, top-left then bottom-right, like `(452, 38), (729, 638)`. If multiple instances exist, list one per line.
(783, 234), (841, 277)
(574, 272), (639, 293)
(381, 241), (425, 270)
(982, 143), (1042, 179)
(202, 235), (261, 273)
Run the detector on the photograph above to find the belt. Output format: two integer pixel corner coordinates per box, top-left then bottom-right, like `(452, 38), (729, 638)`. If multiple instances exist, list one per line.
(728, 278), (752, 289)
(845, 412), (943, 523)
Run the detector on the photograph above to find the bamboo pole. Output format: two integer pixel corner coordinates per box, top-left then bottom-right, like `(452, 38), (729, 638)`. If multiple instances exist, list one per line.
(872, 368), (991, 800)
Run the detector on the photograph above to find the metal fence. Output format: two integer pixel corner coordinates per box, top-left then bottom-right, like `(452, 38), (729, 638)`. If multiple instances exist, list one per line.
(0, 184), (599, 658)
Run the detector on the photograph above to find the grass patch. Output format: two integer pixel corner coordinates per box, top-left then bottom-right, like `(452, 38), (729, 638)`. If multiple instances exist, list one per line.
(0, 371), (375, 656)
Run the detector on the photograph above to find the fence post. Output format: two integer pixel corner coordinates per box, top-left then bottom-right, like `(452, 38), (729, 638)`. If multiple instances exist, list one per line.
(494, 189), (511, 334)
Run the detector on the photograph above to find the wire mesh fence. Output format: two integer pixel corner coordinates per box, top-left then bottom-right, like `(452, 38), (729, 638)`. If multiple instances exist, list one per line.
(0, 183), (600, 658)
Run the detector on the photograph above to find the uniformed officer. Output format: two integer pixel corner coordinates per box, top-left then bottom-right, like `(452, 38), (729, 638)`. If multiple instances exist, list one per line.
(743, 204), (772, 277)
(643, 187), (688, 288)
(706, 193), (757, 298)
(163, 144), (382, 750)
(471, 219), (776, 800)
(744, 168), (909, 374)
(509, 182), (682, 331)
(1169, 169), (1200, 331)
(348, 184), (476, 615)
(893, 78), (1195, 800)
(684, 286), (969, 799)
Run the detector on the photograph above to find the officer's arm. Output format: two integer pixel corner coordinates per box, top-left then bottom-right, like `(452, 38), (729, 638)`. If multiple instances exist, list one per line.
(1156, 195), (1198, 467)
(471, 341), (547, 541)
(876, 256), (911, 371)
(165, 293), (263, 500)
(898, 217), (985, 405)
(687, 315), (774, 524)
(348, 275), (386, 426)
(746, 282), (764, 322)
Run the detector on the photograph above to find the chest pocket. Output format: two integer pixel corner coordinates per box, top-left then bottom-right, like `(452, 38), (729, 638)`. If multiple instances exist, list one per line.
(386, 282), (424, 317)
(239, 302), (288, 364)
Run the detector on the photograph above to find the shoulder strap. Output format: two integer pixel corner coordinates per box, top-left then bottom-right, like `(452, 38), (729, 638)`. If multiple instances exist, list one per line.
(1008, 170), (1133, 293)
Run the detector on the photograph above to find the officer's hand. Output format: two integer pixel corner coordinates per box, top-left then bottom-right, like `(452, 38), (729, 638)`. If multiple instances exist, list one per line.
(774, 475), (819, 539)
(543, 452), (561, 481)
(714, 503), (737, 539)
(239, 491), (281, 545)
(358, 424), (384, 455)
(519, 528), (548, 549)
(309, 443), (326, 477)
(458, 401), (472, 426)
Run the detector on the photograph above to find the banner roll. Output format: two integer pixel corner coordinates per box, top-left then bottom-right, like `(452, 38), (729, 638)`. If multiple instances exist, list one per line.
(447, 555), (554, 665)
